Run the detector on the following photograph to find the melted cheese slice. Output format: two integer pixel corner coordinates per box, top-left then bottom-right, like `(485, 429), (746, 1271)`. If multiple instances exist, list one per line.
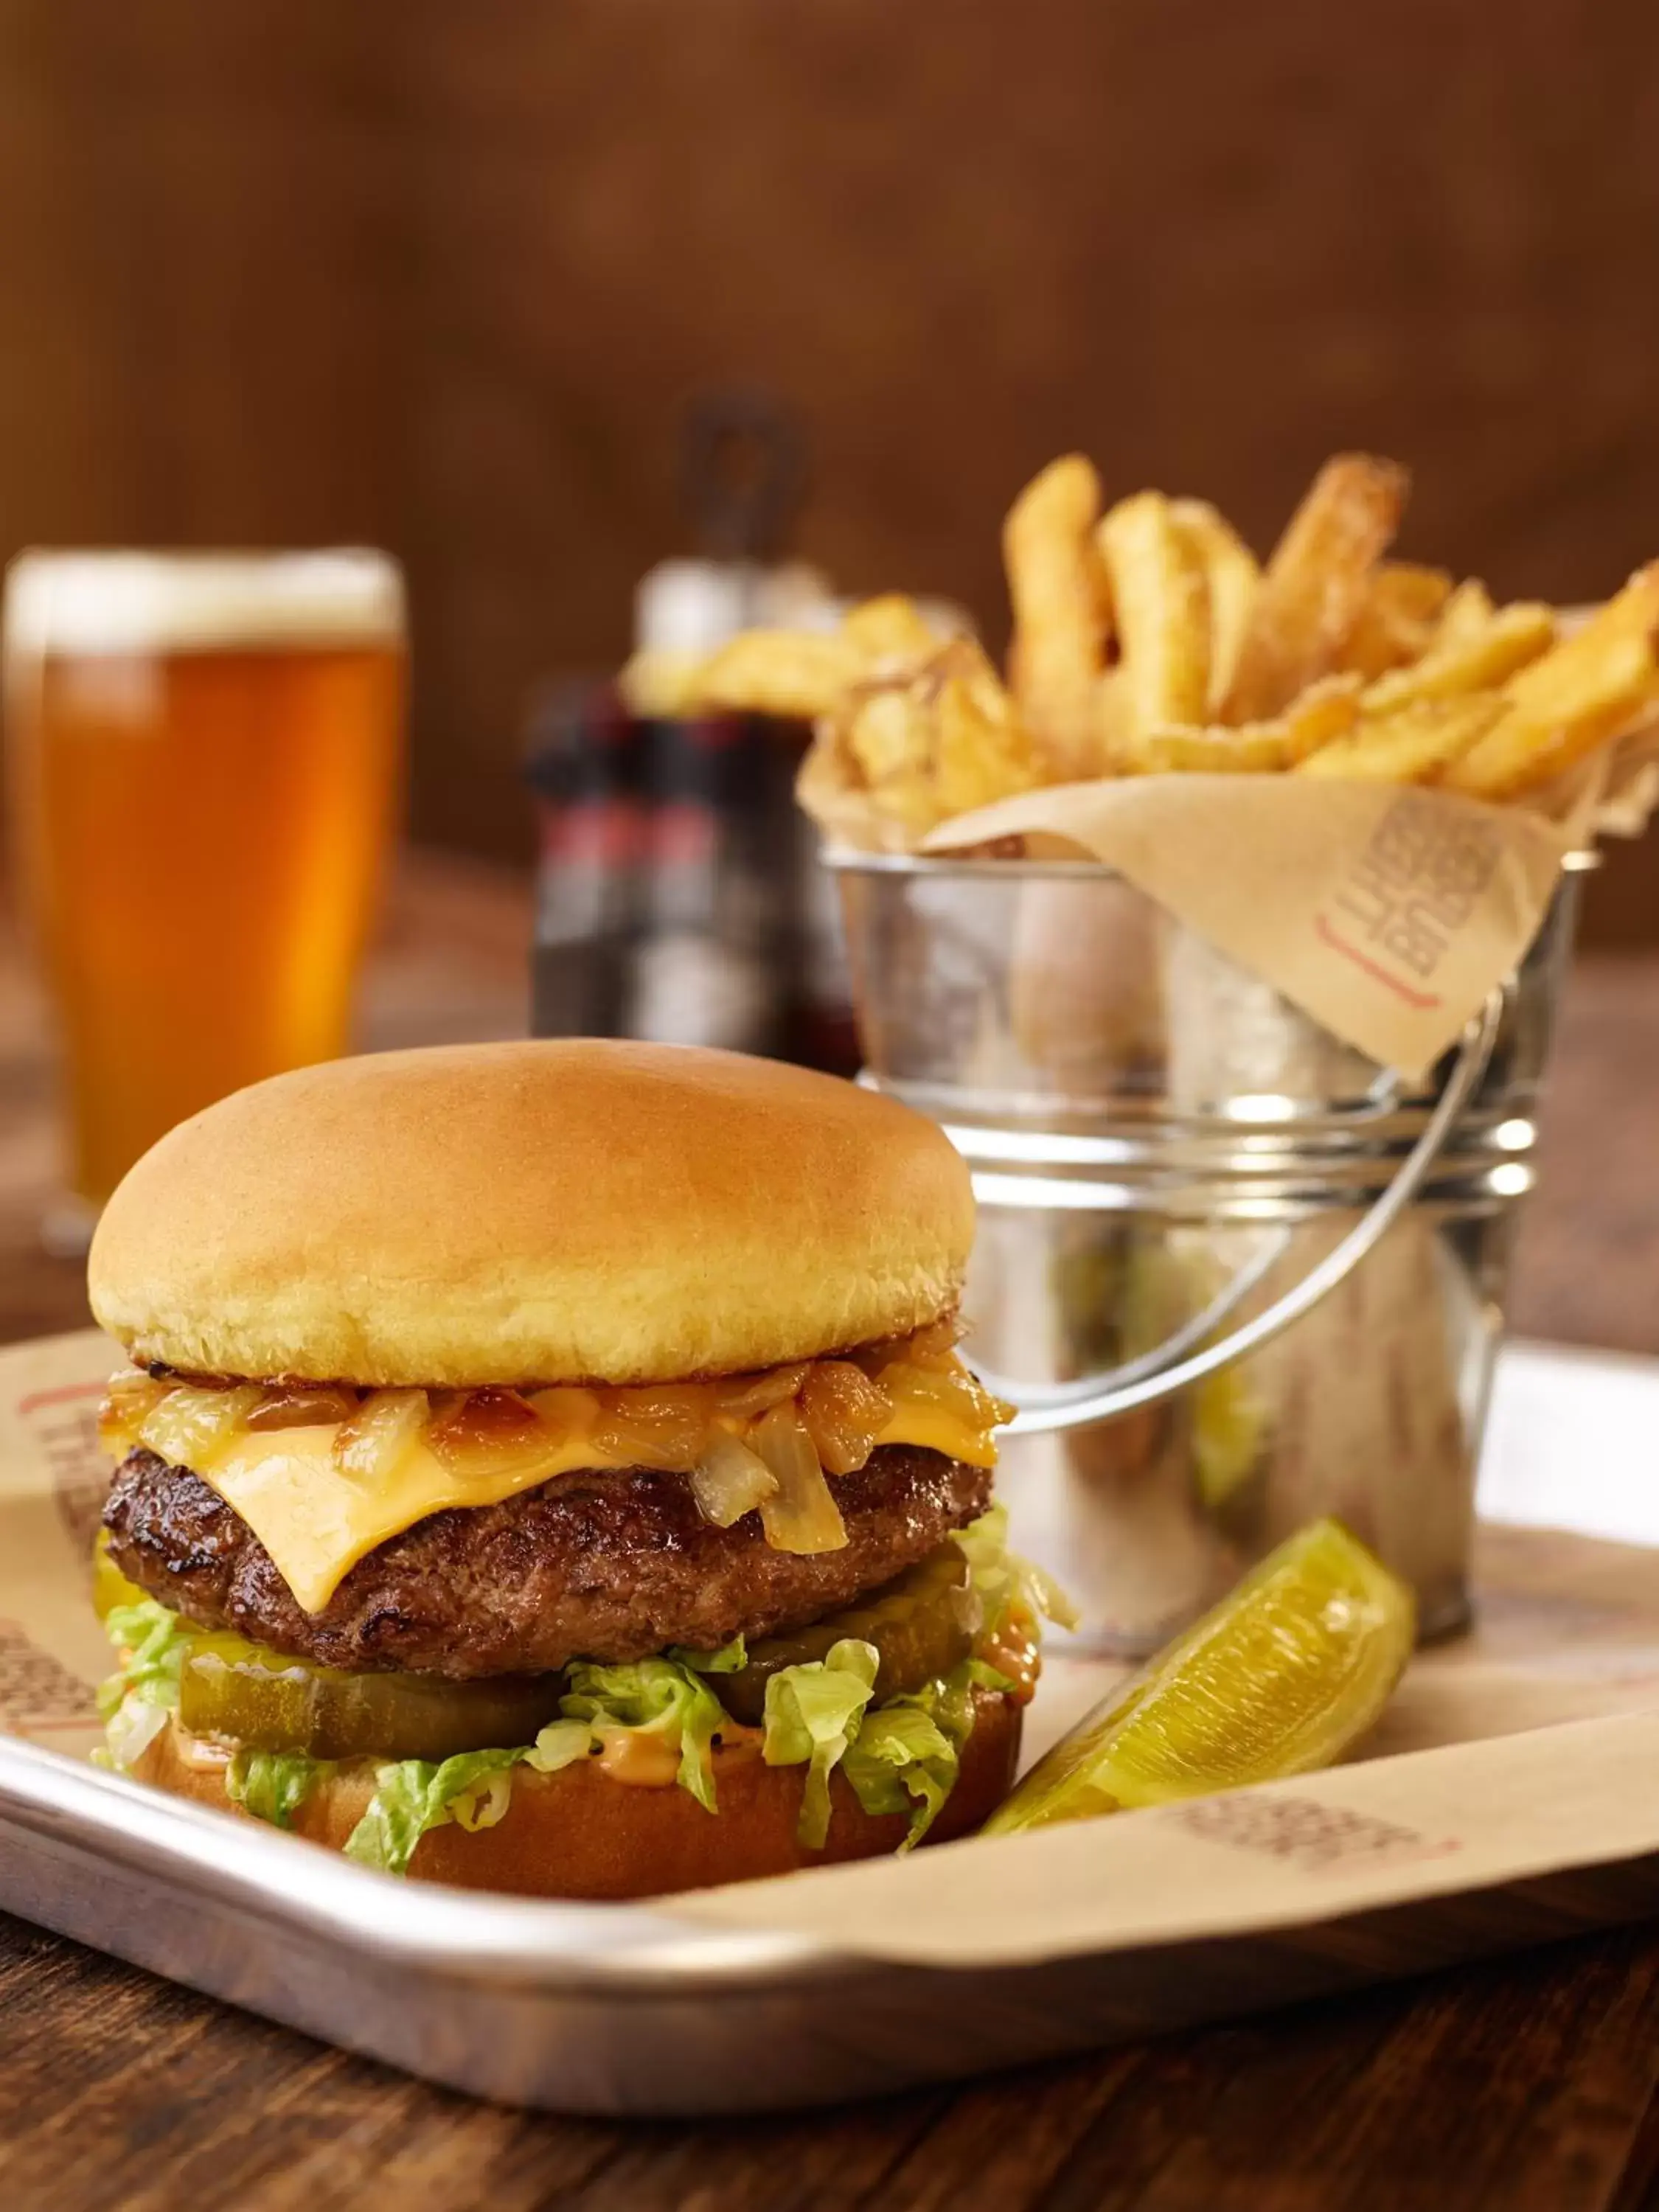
(182, 1386), (998, 1616)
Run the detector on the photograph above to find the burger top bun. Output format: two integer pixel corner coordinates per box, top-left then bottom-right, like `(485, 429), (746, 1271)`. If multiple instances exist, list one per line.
(89, 1040), (975, 1388)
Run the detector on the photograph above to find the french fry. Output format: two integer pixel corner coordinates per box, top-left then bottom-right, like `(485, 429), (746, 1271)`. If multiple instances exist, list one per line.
(1119, 677), (1358, 777)
(1094, 666), (1135, 768)
(1295, 696), (1505, 782)
(838, 685), (940, 835)
(1121, 675), (1360, 776)
(844, 683), (934, 786)
(1362, 603), (1555, 716)
(618, 647), (712, 719)
(694, 629), (858, 720)
(1096, 492), (1211, 740)
(1278, 673), (1365, 763)
(1125, 723), (1292, 774)
(934, 660), (1041, 816)
(1445, 566), (1659, 799)
(1434, 578), (1496, 647)
(1169, 498), (1260, 711)
(1220, 455), (1408, 721)
(841, 594), (941, 670)
(835, 638), (1037, 832)
(1340, 563), (1455, 681)
(1004, 455), (1108, 778)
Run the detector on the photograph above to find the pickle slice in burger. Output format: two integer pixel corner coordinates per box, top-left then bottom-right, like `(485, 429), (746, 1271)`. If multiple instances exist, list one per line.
(717, 1543), (977, 1726)
(984, 1519), (1413, 1834)
(178, 1634), (570, 1762)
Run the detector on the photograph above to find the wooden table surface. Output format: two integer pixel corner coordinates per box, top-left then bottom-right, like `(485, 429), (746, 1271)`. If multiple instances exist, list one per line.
(4, 851), (1659, 2212)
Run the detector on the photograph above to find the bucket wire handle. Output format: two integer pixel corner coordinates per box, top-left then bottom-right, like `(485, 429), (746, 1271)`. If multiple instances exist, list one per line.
(971, 1225), (1295, 1411)
(983, 987), (1506, 1437)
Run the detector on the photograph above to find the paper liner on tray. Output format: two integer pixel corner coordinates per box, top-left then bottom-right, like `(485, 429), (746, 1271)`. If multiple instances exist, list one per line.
(803, 717), (1659, 1079)
(7, 1329), (1659, 1981)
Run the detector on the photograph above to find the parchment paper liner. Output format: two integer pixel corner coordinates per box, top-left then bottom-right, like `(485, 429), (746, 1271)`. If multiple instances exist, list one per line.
(804, 718), (1659, 1078)
(7, 1330), (1659, 1980)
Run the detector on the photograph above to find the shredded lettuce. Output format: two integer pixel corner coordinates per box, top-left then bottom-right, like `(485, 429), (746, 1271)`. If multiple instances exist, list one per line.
(955, 1503), (1079, 1635)
(560, 1646), (736, 1813)
(674, 1635), (748, 1676)
(97, 1599), (189, 1721)
(523, 1717), (599, 1774)
(842, 1700), (958, 1842)
(226, 1747), (326, 1830)
(95, 1513), (1070, 1873)
(760, 1638), (879, 1848)
(95, 1599), (191, 1770)
(841, 1654), (1015, 1848)
(344, 1747), (525, 1876)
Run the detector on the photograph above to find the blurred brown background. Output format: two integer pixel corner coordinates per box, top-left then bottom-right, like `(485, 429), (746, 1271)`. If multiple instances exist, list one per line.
(3, 0), (1657, 938)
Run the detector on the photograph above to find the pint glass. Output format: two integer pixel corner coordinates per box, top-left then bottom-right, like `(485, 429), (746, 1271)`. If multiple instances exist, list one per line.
(4, 551), (406, 1224)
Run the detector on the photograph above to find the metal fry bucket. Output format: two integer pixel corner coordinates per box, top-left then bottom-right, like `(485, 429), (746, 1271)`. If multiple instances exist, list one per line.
(833, 852), (1582, 1654)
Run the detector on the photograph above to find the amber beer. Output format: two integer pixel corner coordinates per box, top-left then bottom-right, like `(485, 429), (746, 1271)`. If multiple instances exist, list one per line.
(4, 552), (405, 1220)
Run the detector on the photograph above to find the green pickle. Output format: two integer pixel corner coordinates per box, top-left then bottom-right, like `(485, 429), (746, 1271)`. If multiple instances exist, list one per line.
(95, 1533), (568, 1759)
(984, 1518), (1414, 1834)
(717, 1543), (975, 1727)
(97, 1531), (979, 1761)
(179, 1635), (570, 1761)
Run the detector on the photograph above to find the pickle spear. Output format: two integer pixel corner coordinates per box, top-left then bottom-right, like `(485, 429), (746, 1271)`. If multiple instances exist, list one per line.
(983, 1518), (1413, 1834)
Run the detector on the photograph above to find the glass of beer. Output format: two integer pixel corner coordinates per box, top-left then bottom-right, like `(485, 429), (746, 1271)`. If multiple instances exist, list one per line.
(4, 550), (406, 1238)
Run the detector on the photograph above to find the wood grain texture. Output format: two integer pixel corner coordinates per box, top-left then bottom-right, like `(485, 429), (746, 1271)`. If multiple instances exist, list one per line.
(2, 0), (1658, 936)
(3, 1909), (1659, 2212)
(1, 852), (1659, 2204)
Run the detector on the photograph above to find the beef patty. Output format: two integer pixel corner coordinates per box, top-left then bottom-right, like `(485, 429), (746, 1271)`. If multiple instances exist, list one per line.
(103, 1444), (993, 1677)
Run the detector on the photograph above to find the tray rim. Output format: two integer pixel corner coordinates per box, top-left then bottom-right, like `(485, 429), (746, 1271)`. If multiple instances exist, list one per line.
(0, 1733), (853, 1996)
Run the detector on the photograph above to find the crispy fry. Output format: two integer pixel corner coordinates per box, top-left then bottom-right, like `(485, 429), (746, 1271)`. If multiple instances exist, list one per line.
(1004, 455), (1108, 778)
(1340, 563), (1455, 681)
(1363, 603), (1555, 717)
(1434, 578), (1496, 647)
(1278, 673), (1365, 763)
(695, 629), (858, 720)
(618, 647), (712, 719)
(1445, 566), (1659, 799)
(1220, 455), (1408, 721)
(841, 594), (941, 670)
(839, 686), (940, 836)
(1096, 492), (1211, 740)
(1375, 563), (1454, 625)
(835, 638), (1037, 832)
(1169, 498), (1260, 711)
(844, 684), (933, 785)
(1124, 724), (1292, 774)
(1295, 696), (1505, 782)
(934, 663), (1040, 815)
(1121, 675), (1360, 776)
(1095, 666), (1135, 768)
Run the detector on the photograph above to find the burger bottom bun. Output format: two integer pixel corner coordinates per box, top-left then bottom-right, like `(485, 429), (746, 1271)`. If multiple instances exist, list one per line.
(133, 1686), (1023, 1899)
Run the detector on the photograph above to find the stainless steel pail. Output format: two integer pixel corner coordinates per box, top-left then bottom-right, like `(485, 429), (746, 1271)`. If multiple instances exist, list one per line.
(834, 853), (1581, 1653)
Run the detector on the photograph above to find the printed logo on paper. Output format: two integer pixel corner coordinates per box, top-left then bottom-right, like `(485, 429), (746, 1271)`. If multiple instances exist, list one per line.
(1165, 1791), (1461, 1874)
(1315, 788), (1504, 1009)
(15, 1378), (111, 1558)
(0, 1618), (97, 1738)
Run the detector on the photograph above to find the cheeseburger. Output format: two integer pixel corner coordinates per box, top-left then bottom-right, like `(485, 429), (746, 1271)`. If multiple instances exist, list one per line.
(87, 1041), (1058, 1897)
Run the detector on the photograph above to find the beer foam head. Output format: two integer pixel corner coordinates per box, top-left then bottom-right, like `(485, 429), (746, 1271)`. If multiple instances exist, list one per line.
(3, 551), (404, 656)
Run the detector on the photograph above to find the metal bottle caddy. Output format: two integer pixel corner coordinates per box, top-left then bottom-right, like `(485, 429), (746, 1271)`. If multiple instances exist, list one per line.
(834, 853), (1581, 1654)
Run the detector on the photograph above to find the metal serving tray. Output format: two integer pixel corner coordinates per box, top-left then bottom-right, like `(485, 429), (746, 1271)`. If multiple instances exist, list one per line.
(3, 1332), (1659, 2116)
(6, 1728), (1659, 2118)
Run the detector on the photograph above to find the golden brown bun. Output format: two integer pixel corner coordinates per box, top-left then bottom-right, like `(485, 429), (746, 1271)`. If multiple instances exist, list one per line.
(88, 1040), (974, 1387)
(133, 1687), (1021, 1899)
